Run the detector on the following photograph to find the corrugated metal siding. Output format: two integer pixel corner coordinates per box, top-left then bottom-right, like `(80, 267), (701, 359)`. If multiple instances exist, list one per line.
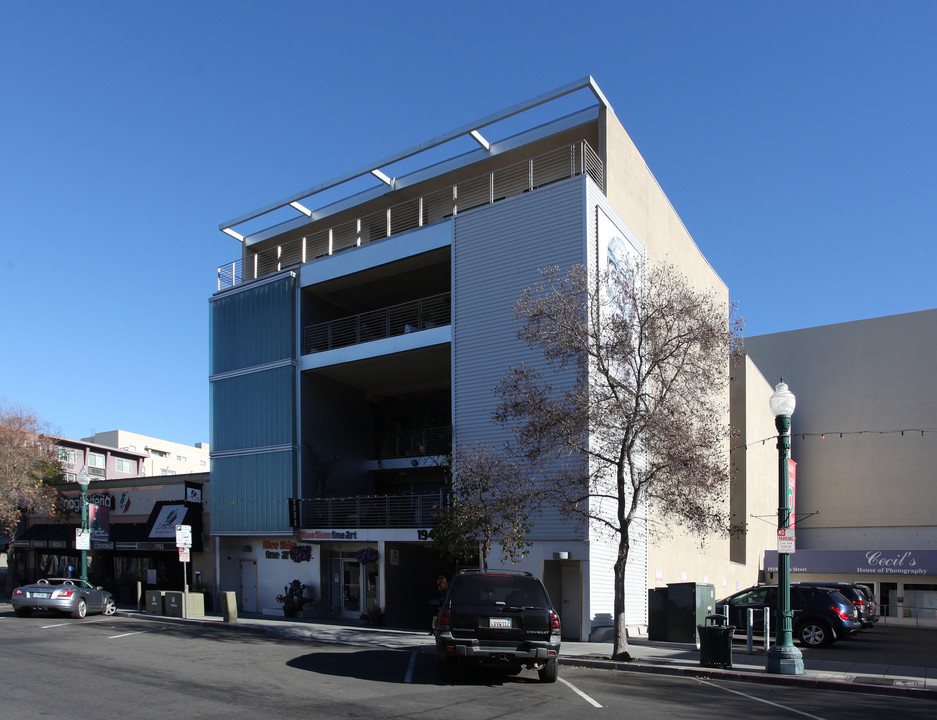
(452, 177), (586, 541)
(210, 366), (296, 452)
(586, 500), (649, 628)
(210, 273), (299, 534)
(584, 180), (649, 625)
(625, 499), (649, 625)
(211, 451), (296, 533)
(210, 274), (296, 374)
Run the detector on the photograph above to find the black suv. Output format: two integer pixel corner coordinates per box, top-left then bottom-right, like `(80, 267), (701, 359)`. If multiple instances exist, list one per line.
(716, 584), (860, 647)
(434, 569), (561, 682)
(793, 582), (878, 629)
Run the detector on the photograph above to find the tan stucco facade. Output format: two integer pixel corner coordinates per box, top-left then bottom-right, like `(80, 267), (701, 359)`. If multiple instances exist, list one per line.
(599, 107), (773, 604)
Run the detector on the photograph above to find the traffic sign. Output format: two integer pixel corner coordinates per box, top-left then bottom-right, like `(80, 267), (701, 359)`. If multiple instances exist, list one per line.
(75, 528), (91, 551)
(175, 524), (192, 548)
(178, 546), (190, 562)
(778, 527), (796, 554)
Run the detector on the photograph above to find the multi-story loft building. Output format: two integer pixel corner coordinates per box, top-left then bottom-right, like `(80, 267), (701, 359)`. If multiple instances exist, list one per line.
(209, 78), (776, 634)
(83, 430), (209, 477)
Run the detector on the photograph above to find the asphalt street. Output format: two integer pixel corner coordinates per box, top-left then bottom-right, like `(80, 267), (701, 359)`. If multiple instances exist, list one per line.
(2, 610), (936, 719)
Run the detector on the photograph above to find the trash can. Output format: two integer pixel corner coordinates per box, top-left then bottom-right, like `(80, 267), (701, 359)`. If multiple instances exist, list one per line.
(164, 591), (184, 618)
(145, 590), (165, 615)
(698, 614), (735, 668)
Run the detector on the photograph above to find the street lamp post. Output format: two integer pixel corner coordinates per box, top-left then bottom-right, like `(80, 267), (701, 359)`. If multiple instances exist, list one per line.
(765, 380), (804, 675)
(77, 468), (91, 583)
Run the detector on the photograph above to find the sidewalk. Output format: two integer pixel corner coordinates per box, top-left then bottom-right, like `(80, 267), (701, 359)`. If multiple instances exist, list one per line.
(116, 606), (937, 698)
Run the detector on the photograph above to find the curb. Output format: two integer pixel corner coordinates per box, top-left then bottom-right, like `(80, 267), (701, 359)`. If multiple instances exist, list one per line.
(116, 610), (936, 700)
(559, 656), (937, 701)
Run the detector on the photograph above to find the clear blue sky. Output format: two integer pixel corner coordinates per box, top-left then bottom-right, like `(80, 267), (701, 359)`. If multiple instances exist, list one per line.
(2, 1), (935, 446)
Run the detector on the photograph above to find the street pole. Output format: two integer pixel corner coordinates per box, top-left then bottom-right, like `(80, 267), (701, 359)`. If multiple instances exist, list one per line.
(77, 468), (91, 583)
(765, 380), (804, 675)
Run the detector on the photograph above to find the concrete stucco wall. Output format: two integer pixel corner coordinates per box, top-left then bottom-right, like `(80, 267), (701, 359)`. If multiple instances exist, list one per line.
(744, 309), (937, 549)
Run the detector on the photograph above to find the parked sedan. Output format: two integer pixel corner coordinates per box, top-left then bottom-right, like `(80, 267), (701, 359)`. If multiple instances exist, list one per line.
(716, 584), (860, 647)
(12, 578), (116, 618)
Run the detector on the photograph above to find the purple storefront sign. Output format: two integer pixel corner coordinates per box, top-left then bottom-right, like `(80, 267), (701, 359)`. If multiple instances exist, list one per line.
(765, 549), (936, 577)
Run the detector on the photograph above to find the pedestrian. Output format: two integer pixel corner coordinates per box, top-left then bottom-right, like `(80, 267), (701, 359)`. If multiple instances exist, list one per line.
(431, 574), (449, 633)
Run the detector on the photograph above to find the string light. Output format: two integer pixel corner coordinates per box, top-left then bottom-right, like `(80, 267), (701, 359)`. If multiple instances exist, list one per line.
(733, 427), (936, 452)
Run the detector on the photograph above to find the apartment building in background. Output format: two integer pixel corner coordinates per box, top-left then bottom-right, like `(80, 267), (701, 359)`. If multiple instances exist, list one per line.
(208, 77), (777, 635)
(84, 429), (209, 477)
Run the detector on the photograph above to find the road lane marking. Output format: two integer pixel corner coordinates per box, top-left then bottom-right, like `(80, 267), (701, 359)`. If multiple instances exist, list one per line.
(559, 677), (603, 707)
(698, 679), (827, 719)
(41, 618), (108, 629)
(109, 630), (152, 639)
(404, 651), (418, 683)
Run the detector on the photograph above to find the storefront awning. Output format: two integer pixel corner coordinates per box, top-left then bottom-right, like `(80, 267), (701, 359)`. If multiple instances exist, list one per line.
(13, 524), (75, 549)
(139, 501), (203, 551)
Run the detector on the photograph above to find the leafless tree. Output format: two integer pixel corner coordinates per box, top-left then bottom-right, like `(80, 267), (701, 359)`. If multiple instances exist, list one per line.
(494, 262), (742, 660)
(432, 442), (535, 570)
(1, 400), (62, 538)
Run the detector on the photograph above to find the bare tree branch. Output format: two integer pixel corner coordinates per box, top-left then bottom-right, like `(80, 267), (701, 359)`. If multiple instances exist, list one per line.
(494, 262), (741, 660)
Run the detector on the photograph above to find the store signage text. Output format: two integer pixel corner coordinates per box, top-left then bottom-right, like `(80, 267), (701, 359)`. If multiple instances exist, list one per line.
(765, 549), (933, 575)
(300, 530), (360, 541)
(62, 493), (113, 513)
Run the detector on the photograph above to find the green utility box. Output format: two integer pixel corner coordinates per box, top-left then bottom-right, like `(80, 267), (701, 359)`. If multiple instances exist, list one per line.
(665, 582), (716, 644)
(698, 614), (735, 668)
(145, 590), (165, 615)
(647, 588), (669, 641)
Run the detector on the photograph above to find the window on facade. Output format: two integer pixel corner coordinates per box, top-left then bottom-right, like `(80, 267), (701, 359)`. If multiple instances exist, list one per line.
(161, 469), (176, 476)
(150, 449), (169, 458)
(177, 455), (187, 462)
(89, 452), (105, 469)
(115, 458), (134, 473)
(59, 448), (80, 464)
(200, 460), (207, 466)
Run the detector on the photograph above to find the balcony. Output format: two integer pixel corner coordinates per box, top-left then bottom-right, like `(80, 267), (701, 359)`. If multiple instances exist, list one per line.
(288, 492), (446, 529)
(218, 140), (603, 291)
(374, 426), (450, 460)
(303, 292), (450, 355)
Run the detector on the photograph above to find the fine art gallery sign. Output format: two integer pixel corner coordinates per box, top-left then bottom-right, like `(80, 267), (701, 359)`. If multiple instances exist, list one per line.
(765, 549), (935, 577)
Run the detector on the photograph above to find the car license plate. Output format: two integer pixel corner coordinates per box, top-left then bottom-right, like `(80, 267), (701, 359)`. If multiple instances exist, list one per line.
(32, 592), (49, 598)
(489, 617), (512, 629)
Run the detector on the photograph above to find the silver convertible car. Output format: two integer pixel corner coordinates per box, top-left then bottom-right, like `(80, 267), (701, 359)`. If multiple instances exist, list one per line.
(11, 578), (117, 618)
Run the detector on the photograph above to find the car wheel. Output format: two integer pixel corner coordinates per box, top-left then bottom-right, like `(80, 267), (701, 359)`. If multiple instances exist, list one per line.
(72, 599), (88, 619)
(14, 607), (32, 618)
(437, 658), (457, 682)
(797, 620), (833, 647)
(538, 658), (558, 683)
(104, 598), (117, 616)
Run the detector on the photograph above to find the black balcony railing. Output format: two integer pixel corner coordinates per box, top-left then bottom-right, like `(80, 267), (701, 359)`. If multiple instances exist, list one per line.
(303, 292), (450, 354)
(373, 426), (450, 459)
(289, 491), (446, 529)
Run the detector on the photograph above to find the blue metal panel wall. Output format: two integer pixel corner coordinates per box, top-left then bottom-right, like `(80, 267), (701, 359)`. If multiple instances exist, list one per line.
(210, 452), (296, 532)
(210, 272), (298, 533)
(211, 274), (295, 374)
(210, 366), (296, 451)
(452, 177), (587, 540)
